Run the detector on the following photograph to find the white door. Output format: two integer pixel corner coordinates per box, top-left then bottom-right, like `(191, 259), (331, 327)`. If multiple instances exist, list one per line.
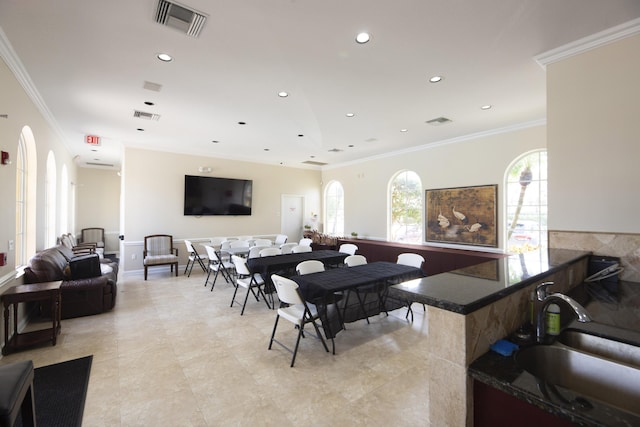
(281, 195), (304, 244)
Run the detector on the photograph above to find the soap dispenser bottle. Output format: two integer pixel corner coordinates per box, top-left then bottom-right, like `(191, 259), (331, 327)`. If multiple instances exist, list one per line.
(546, 303), (561, 336)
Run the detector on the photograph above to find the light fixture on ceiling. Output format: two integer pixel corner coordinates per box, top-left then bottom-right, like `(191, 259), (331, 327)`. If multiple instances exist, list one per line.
(157, 53), (173, 62)
(355, 32), (370, 44)
(346, 113), (355, 117)
(481, 105), (492, 110)
(429, 75), (443, 83)
(400, 129), (408, 133)
(278, 91), (289, 98)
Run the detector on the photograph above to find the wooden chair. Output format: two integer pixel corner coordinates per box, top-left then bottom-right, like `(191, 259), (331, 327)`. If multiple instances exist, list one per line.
(143, 234), (179, 280)
(81, 227), (105, 251)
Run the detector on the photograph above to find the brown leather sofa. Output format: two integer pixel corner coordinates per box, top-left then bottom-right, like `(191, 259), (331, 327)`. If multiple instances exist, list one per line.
(23, 245), (117, 319)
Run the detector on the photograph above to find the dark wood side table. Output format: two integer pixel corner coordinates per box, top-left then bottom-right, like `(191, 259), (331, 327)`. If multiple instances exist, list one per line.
(2, 281), (62, 355)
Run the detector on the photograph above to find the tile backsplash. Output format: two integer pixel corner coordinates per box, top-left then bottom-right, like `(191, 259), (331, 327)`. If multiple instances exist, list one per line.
(550, 230), (640, 283)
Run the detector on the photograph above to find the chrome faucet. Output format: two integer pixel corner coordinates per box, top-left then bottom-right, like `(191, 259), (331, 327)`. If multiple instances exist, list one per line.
(535, 282), (592, 343)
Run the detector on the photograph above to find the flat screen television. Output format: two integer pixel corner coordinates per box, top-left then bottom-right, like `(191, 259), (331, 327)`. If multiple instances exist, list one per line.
(184, 175), (253, 216)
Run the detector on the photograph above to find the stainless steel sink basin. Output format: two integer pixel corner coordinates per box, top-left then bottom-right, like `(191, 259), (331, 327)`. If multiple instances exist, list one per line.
(516, 344), (640, 415)
(557, 329), (640, 368)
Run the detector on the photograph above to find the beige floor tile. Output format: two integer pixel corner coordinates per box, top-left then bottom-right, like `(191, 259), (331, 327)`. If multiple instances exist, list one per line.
(1, 269), (434, 426)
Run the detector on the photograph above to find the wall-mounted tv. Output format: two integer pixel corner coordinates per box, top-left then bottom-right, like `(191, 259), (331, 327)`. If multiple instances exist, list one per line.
(184, 175), (253, 216)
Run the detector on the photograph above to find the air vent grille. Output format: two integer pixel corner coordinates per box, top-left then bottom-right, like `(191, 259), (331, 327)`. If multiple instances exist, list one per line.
(143, 81), (162, 92)
(328, 148), (343, 153)
(302, 160), (328, 166)
(86, 162), (115, 167)
(133, 111), (161, 121)
(155, 0), (207, 38)
(426, 117), (452, 126)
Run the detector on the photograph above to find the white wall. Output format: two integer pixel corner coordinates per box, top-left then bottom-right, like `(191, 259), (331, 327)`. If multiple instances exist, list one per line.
(321, 125), (546, 246)
(76, 167), (120, 253)
(547, 34), (640, 233)
(0, 57), (77, 284)
(119, 147), (322, 272)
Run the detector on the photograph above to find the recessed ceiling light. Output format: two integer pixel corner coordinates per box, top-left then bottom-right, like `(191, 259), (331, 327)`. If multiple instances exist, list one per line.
(137, 128), (144, 131)
(400, 129), (408, 133)
(348, 144), (355, 148)
(278, 91), (289, 98)
(355, 32), (370, 44)
(481, 105), (492, 110)
(429, 75), (443, 83)
(264, 148), (270, 151)
(212, 140), (219, 143)
(157, 53), (173, 62)
(346, 113), (355, 117)
(144, 101), (155, 106)
(238, 121), (246, 125)
(298, 134), (304, 137)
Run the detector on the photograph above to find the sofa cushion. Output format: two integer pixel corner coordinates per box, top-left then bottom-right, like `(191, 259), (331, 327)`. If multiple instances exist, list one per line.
(23, 247), (68, 283)
(63, 253), (102, 280)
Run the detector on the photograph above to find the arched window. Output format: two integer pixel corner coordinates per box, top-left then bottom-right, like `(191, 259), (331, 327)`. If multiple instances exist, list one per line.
(389, 170), (423, 243)
(15, 126), (37, 267)
(505, 150), (547, 253)
(324, 181), (344, 236)
(45, 151), (57, 248)
(60, 165), (69, 234)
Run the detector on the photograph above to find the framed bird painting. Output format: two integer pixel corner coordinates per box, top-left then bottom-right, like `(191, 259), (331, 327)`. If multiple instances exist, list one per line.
(425, 184), (498, 247)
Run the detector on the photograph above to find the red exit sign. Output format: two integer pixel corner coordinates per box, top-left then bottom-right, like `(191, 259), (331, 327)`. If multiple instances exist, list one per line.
(86, 135), (101, 146)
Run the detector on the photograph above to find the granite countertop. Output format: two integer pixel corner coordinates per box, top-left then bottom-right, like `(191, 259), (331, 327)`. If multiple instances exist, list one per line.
(389, 248), (590, 314)
(469, 281), (640, 427)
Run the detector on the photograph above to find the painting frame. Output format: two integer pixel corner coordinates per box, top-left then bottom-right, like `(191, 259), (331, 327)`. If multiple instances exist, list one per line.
(425, 184), (498, 247)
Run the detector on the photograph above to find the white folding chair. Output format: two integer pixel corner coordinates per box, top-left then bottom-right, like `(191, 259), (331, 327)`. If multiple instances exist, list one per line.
(253, 238), (272, 247)
(274, 234), (288, 246)
(298, 238), (313, 246)
(296, 260), (324, 275)
(280, 243), (298, 254)
(339, 243), (358, 255)
(260, 247), (282, 257)
(291, 245), (312, 253)
(231, 255), (271, 315)
(203, 245), (235, 290)
(269, 274), (330, 367)
(248, 245), (270, 259)
(397, 253), (426, 320)
(184, 239), (207, 276)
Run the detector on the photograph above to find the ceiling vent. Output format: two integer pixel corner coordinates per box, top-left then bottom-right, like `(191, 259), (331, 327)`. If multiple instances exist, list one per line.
(133, 110), (161, 121)
(302, 160), (328, 166)
(328, 148), (343, 153)
(143, 81), (163, 92)
(426, 117), (452, 126)
(86, 162), (115, 167)
(155, 0), (207, 38)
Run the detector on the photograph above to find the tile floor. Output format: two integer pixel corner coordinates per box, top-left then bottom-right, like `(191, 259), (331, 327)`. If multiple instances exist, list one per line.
(1, 267), (433, 426)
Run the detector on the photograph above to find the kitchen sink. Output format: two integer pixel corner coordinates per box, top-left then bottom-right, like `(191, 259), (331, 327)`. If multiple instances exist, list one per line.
(515, 344), (640, 415)
(557, 329), (640, 368)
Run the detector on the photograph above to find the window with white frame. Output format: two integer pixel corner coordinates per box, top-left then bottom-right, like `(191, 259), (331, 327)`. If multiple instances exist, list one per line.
(15, 133), (27, 267)
(389, 170), (423, 243)
(505, 150), (547, 253)
(45, 151), (57, 248)
(324, 181), (344, 236)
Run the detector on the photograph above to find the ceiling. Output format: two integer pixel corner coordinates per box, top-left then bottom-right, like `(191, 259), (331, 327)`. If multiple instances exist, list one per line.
(1, 1), (639, 171)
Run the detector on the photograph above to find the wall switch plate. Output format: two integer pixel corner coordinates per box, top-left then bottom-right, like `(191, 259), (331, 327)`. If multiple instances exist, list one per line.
(8, 240), (14, 251)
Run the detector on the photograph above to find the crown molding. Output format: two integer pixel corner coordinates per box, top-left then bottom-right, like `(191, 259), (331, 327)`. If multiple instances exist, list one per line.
(535, 17), (640, 68)
(322, 119), (546, 171)
(0, 26), (71, 150)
